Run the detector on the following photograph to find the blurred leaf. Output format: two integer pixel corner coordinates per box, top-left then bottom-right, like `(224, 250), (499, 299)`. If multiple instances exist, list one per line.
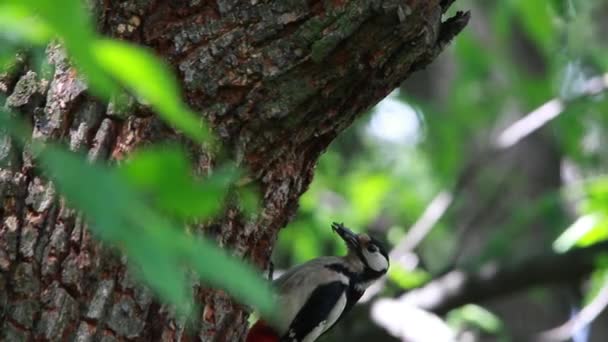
(513, 0), (556, 53)
(41, 148), (137, 240)
(386, 225), (406, 246)
(586, 177), (608, 213)
(120, 146), (235, 219)
(8, 0), (117, 97)
(585, 257), (608, 305)
(576, 219), (608, 248)
(132, 238), (192, 311)
(92, 39), (209, 143)
(554, 101), (589, 163)
(133, 211), (277, 318)
(0, 1), (210, 145)
(553, 214), (604, 253)
(0, 106), (275, 317)
(453, 32), (493, 82)
(39, 145), (274, 317)
(237, 184), (262, 216)
(447, 304), (503, 334)
(388, 265), (430, 289)
(555, 177), (608, 253)
(348, 173), (390, 222)
(0, 4), (52, 43)
(282, 221), (323, 263)
(0, 110), (33, 141)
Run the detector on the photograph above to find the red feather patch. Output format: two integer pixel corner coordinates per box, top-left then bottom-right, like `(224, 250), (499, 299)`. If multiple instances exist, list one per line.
(246, 320), (279, 342)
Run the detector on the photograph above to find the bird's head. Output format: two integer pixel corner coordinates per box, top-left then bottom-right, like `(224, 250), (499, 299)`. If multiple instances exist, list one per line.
(331, 222), (389, 275)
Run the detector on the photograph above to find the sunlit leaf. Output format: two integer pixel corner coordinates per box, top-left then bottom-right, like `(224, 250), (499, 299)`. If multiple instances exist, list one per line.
(555, 178), (608, 253)
(388, 265), (430, 289)
(447, 304), (503, 334)
(35, 143), (274, 317)
(8, 0), (117, 96)
(0, 52), (16, 72)
(40, 147), (143, 241)
(0, 4), (52, 43)
(586, 177), (608, 213)
(93, 39), (209, 143)
(576, 219), (608, 248)
(1, 1), (212, 143)
(553, 214), (604, 253)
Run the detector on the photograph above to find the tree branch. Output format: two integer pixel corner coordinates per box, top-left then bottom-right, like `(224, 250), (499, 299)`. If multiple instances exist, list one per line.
(400, 241), (608, 315)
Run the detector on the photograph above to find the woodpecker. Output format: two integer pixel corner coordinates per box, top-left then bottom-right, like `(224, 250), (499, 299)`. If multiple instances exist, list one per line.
(247, 222), (389, 342)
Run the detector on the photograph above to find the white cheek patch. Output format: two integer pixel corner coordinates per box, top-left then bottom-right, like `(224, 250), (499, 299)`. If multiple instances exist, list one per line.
(363, 250), (388, 272)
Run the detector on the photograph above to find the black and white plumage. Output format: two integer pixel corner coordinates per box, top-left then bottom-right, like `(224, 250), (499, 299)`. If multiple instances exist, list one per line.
(265, 222), (389, 342)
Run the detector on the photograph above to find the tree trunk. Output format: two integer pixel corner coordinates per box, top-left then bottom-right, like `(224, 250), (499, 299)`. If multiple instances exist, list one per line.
(0, 1), (465, 341)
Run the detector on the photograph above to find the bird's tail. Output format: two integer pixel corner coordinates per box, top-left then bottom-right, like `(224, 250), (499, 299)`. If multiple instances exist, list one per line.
(246, 320), (279, 342)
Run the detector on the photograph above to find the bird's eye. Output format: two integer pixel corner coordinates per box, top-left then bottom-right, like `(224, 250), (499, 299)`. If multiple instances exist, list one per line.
(367, 245), (377, 253)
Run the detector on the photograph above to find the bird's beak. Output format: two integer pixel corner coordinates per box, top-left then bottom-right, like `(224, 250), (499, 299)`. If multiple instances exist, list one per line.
(332, 222), (359, 250)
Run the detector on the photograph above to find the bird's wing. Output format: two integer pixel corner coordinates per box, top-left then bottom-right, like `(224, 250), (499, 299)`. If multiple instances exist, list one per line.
(272, 257), (347, 335)
(279, 281), (347, 342)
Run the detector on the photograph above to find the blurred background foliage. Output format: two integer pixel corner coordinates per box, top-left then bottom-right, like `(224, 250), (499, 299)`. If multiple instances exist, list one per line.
(3, 0), (608, 341)
(273, 0), (608, 341)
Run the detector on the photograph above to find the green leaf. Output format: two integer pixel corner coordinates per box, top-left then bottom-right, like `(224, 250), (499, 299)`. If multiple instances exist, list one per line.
(584, 260), (608, 305)
(513, 0), (556, 53)
(0, 111), (31, 139)
(9, 0), (117, 97)
(576, 219), (608, 248)
(586, 177), (608, 213)
(1, 1), (212, 143)
(388, 265), (430, 289)
(40, 147), (143, 241)
(130, 238), (192, 313)
(555, 178), (608, 253)
(120, 146), (235, 219)
(185, 234), (275, 317)
(37, 145), (274, 317)
(348, 173), (391, 222)
(447, 304), (503, 334)
(0, 4), (52, 43)
(92, 39), (209, 143)
(237, 184), (262, 216)
(553, 214), (604, 253)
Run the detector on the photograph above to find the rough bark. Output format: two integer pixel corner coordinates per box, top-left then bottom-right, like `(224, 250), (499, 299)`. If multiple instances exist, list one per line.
(0, 1), (466, 341)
